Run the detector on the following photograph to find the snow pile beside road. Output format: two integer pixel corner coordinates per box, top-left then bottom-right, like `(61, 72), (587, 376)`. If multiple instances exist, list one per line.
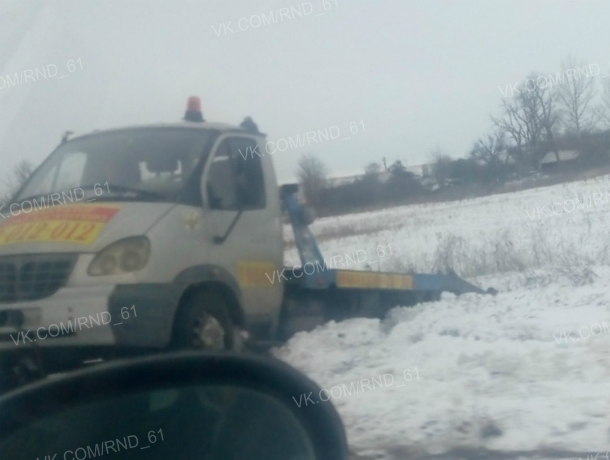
(274, 269), (610, 459)
(279, 176), (610, 458)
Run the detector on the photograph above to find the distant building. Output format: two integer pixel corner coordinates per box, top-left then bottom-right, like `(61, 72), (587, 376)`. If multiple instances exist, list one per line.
(325, 173), (363, 188)
(404, 164), (431, 177)
(539, 150), (581, 173)
(325, 170), (391, 188)
(325, 163), (437, 190)
(498, 150), (518, 164)
(404, 164), (438, 190)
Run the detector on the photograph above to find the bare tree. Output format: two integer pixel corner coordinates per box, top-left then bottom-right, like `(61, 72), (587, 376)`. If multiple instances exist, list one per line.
(471, 131), (505, 165)
(296, 154), (327, 209)
(491, 98), (527, 168)
(597, 78), (610, 129)
(13, 160), (35, 186)
(556, 55), (597, 134)
(491, 73), (560, 170)
(471, 131), (511, 183)
(531, 74), (561, 164)
(430, 148), (453, 187)
(1, 160), (36, 204)
(364, 162), (381, 175)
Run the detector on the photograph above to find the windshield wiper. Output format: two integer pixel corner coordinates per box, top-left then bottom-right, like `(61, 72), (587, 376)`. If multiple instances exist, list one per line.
(79, 184), (164, 200)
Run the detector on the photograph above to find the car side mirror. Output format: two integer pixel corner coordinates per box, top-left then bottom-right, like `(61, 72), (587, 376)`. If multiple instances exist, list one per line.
(0, 352), (348, 460)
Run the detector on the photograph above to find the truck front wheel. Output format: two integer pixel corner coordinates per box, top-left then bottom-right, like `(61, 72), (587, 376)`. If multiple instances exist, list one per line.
(171, 290), (234, 351)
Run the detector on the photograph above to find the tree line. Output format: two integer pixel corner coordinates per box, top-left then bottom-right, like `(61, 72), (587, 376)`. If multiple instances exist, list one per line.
(298, 55), (610, 215)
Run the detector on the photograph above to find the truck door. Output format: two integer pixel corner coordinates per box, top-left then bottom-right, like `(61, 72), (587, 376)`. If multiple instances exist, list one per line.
(201, 134), (283, 338)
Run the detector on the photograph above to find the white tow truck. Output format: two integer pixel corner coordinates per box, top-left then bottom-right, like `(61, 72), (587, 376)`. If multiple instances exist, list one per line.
(0, 97), (491, 391)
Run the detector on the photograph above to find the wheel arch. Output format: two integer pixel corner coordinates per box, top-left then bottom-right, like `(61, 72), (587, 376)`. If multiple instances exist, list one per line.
(173, 265), (246, 330)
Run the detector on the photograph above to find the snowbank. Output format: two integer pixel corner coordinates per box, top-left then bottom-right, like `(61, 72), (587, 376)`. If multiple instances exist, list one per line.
(277, 176), (610, 459)
(275, 271), (610, 458)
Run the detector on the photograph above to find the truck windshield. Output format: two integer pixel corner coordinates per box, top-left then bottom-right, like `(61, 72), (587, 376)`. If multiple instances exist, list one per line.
(16, 128), (211, 203)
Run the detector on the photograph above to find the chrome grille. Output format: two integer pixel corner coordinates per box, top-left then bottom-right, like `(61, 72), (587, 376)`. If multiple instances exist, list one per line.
(0, 254), (76, 302)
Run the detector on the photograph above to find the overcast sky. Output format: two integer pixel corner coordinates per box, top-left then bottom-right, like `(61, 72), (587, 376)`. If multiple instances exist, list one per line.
(1, 0), (610, 183)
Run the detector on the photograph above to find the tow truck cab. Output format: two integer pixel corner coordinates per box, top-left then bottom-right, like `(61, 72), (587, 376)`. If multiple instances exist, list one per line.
(0, 97), (285, 374)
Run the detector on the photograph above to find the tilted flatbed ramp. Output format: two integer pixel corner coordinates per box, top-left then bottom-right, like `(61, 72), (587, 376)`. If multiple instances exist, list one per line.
(279, 185), (495, 337)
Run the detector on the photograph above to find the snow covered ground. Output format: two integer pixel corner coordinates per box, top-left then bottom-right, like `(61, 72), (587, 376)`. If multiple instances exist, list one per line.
(275, 176), (610, 459)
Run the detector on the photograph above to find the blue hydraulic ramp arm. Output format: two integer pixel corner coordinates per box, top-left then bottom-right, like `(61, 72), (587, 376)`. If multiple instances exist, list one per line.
(280, 185), (496, 296)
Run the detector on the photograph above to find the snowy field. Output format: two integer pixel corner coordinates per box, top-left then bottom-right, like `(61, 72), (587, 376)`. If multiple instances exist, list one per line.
(275, 175), (610, 460)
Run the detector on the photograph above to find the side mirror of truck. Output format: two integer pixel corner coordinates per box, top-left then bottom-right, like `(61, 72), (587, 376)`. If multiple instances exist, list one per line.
(300, 206), (316, 226)
(0, 352), (349, 460)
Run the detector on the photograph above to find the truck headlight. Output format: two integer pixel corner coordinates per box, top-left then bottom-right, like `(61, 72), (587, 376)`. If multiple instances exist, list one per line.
(88, 237), (151, 276)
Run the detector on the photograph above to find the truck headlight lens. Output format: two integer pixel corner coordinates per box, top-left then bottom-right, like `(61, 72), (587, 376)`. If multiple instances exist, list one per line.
(88, 237), (151, 276)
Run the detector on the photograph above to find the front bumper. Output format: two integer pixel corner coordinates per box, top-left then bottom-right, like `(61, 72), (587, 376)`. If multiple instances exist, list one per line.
(0, 283), (183, 351)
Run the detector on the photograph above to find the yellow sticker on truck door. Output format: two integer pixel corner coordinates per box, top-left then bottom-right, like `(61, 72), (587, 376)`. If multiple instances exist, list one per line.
(0, 205), (120, 246)
(237, 261), (277, 287)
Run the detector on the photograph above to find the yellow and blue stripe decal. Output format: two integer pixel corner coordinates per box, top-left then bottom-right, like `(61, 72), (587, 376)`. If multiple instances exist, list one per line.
(335, 270), (413, 290)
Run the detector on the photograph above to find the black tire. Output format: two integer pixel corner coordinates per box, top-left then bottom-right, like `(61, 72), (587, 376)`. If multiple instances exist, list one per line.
(171, 290), (234, 351)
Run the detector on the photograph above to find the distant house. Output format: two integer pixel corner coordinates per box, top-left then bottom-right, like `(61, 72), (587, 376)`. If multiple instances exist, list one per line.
(325, 163), (436, 190)
(419, 175), (440, 191)
(404, 164), (430, 177)
(325, 171), (391, 188)
(324, 174), (360, 188)
(404, 164), (439, 191)
(498, 150), (518, 164)
(539, 149), (581, 173)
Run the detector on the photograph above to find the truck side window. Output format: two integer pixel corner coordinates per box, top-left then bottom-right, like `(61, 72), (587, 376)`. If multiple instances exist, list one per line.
(229, 138), (266, 210)
(206, 140), (239, 210)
